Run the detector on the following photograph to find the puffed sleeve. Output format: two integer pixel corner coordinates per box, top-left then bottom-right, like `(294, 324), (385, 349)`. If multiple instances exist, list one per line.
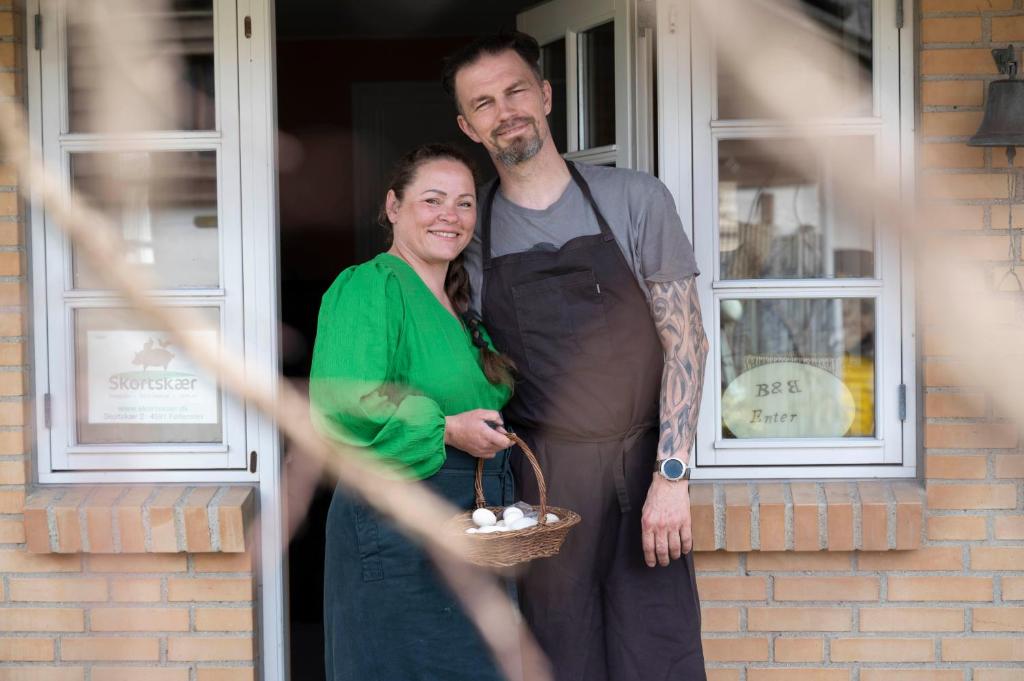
(308, 263), (446, 479)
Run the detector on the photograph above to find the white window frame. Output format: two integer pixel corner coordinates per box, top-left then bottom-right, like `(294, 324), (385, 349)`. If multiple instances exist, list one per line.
(658, 0), (916, 480)
(26, 0), (280, 484)
(518, 0), (640, 168)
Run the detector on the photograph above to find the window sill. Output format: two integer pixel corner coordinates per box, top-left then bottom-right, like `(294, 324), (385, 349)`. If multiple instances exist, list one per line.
(689, 480), (922, 552)
(23, 484), (255, 554)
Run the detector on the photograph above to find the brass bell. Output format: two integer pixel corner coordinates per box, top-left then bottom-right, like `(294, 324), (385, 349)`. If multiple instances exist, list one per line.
(968, 79), (1024, 149)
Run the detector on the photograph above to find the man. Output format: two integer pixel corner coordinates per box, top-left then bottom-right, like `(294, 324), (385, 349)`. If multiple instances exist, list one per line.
(442, 32), (709, 680)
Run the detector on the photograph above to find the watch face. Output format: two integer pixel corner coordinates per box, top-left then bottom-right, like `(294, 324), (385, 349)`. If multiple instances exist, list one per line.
(662, 458), (686, 480)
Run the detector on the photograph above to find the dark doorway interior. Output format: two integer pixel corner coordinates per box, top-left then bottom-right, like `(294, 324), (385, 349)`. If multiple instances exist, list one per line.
(275, 3), (534, 679)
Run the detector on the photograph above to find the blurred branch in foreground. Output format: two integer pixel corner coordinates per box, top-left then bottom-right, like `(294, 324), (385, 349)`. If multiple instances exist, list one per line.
(0, 2), (550, 677)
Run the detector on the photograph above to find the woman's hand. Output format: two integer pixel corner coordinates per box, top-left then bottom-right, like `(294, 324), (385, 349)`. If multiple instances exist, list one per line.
(444, 409), (512, 458)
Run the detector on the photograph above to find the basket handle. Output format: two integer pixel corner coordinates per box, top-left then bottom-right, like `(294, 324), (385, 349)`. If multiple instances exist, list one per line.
(474, 432), (549, 523)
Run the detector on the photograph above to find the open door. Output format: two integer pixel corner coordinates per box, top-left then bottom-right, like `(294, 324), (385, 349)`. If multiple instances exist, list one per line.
(517, 0), (651, 170)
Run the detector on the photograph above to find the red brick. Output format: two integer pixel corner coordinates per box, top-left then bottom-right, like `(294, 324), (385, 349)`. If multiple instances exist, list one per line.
(195, 670), (255, 681)
(90, 607), (190, 632)
(91, 669), (189, 681)
(941, 638), (1024, 662)
(167, 577), (253, 602)
(975, 671), (1024, 681)
(748, 671), (848, 681)
(973, 607), (1024, 632)
(166, 637), (253, 662)
(888, 576), (993, 602)
(1005, 577), (1024, 601)
(925, 454), (987, 479)
(970, 547), (1024, 571)
(774, 577), (878, 601)
(859, 607), (964, 632)
(0, 608), (85, 632)
(927, 483), (1017, 510)
(696, 576), (766, 601)
(701, 637), (769, 662)
(992, 16), (1024, 42)
(0, 638), (54, 661)
(994, 454), (1023, 478)
(995, 515), (1024, 540)
(858, 547), (962, 571)
(693, 551), (739, 572)
(746, 552), (851, 572)
(702, 606), (741, 633)
(774, 637), (823, 663)
(921, 49), (1000, 76)
(831, 637), (933, 662)
(921, 143), (984, 169)
(862, 672), (962, 681)
(8, 578), (107, 602)
(922, 17), (981, 43)
(60, 637), (159, 662)
(748, 607), (851, 632)
(925, 423), (1017, 449)
(928, 515), (987, 541)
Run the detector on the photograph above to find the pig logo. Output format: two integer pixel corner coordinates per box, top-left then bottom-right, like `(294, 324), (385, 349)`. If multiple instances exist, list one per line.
(133, 338), (175, 371)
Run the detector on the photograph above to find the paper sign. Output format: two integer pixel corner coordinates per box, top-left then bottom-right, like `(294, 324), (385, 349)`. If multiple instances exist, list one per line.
(722, 361), (857, 438)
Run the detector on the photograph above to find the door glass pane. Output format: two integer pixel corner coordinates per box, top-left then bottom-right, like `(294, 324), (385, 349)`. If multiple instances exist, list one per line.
(542, 39), (568, 154)
(720, 297), (875, 439)
(718, 137), (874, 280)
(74, 307), (223, 445)
(71, 150), (220, 289)
(67, 0), (216, 132)
(716, 0), (872, 119)
(579, 21), (615, 149)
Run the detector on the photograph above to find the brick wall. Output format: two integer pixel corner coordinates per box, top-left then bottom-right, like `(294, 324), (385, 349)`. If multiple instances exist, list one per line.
(695, 2), (1024, 679)
(0, 4), (258, 680)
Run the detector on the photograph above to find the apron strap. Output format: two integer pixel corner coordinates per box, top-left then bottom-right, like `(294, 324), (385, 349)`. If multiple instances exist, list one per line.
(480, 179), (501, 271)
(567, 162), (616, 243)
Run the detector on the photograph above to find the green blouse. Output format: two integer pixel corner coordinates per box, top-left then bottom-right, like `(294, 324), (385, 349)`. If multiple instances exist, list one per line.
(309, 253), (511, 480)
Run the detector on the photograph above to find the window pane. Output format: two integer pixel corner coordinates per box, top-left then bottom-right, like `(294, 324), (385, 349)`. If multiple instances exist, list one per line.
(542, 39), (568, 155)
(74, 307), (223, 445)
(718, 137), (874, 280)
(716, 0), (872, 119)
(720, 297), (875, 439)
(67, 0), (216, 132)
(579, 21), (615, 149)
(71, 150), (220, 289)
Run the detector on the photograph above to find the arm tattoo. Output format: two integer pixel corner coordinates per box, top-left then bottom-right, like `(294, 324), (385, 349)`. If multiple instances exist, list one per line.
(649, 277), (709, 462)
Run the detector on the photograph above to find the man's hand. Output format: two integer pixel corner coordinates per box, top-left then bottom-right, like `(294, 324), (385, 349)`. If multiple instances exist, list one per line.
(642, 476), (692, 567)
(444, 409), (512, 458)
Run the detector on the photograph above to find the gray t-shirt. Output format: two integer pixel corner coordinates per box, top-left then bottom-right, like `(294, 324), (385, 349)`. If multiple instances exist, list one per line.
(464, 163), (699, 311)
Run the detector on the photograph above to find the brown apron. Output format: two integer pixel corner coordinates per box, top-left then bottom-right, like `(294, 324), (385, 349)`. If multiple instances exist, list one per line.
(481, 163), (707, 680)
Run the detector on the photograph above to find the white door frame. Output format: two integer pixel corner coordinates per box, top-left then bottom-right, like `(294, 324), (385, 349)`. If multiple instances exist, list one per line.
(239, 1), (286, 679)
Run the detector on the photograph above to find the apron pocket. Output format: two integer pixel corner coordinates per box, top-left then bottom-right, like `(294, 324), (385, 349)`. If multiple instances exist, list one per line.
(512, 270), (613, 377)
(353, 504), (427, 582)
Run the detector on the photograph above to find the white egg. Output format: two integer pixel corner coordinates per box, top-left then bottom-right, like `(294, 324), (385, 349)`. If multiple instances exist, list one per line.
(544, 513), (560, 524)
(472, 508), (497, 528)
(502, 506), (525, 525)
(476, 525), (502, 534)
(510, 517), (538, 531)
(721, 299), (743, 321)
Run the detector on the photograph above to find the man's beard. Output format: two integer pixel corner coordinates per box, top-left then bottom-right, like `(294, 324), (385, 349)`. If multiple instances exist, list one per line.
(492, 117), (544, 167)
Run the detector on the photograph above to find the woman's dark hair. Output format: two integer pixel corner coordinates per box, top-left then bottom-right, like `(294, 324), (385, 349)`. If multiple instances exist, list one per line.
(441, 31), (543, 110)
(379, 143), (516, 389)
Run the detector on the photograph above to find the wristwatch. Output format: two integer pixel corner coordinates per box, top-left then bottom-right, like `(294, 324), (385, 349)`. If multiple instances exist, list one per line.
(655, 456), (690, 481)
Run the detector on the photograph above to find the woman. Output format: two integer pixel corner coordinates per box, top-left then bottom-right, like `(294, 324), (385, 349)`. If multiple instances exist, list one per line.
(310, 144), (516, 681)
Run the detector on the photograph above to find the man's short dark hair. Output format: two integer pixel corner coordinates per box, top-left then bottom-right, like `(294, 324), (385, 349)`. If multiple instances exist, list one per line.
(441, 31), (543, 108)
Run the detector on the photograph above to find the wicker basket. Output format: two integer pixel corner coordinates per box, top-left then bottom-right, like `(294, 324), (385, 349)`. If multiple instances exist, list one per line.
(449, 432), (581, 568)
